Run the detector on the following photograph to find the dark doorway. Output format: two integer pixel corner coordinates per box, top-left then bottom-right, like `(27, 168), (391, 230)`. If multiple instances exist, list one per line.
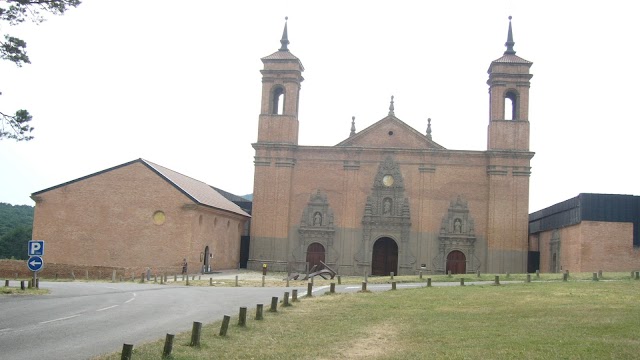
(527, 251), (540, 273)
(372, 237), (398, 276)
(306, 243), (325, 271)
(203, 246), (211, 273)
(239, 236), (250, 268)
(446, 250), (466, 274)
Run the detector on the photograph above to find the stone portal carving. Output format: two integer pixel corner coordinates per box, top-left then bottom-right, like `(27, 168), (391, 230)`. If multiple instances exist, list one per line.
(355, 156), (415, 274)
(293, 190), (337, 271)
(432, 196), (480, 273)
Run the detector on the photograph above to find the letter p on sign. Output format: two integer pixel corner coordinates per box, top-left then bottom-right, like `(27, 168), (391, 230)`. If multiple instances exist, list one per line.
(28, 240), (44, 256)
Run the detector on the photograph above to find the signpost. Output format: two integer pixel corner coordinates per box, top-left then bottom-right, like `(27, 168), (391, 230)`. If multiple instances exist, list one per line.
(27, 240), (45, 288)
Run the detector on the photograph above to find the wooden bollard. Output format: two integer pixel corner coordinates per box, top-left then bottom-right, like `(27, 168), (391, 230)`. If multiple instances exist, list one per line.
(238, 307), (247, 326)
(198, 275), (201, 281)
(121, 343), (134, 360)
(427, 278), (432, 287)
(477, 270), (481, 277)
(292, 289), (298, 302)
(190, 321), (202, 347)
(419, 271), (423, 279)
(337, 275), (342, 285)
(330, 283), (336, 293)
(563, 272), (568, 281)
(307, 282), (313, 297)
(494, 275), (500, 285)
(361, 281), (367, 291)
(209, 278), (213, 286)
(598, 270), (603, 279)
(270, 296), (278, 312)
(391, 281), (396, 290)
(526, 274), (531, 283)
(36, 278), (39, 289)
(186, 276), (189, 286)
(593, 272), (598, 281)
(460, 278), (465, 286)
(536, 270), (540, 278)
(256, 304), (264, 320)
(284, 292), (291, 307)
(390, 271), (394, 280)
(635, 271), (639, 280)
(140, 272), (145, 283)
(20, 280), (25, 290)
(235, 275), (239, 287)
(631, 271), (635, 279)
(28, 280), (32, 289)
(219, 315), (230, 336)
(160, 276), (164, 284)
(162, 334), (174, 358)
(4, 279), (8, 287)
(286, 277), (290, 287)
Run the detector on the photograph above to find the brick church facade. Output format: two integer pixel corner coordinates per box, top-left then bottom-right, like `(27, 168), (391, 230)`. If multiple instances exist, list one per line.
(248, 18), (534, 275)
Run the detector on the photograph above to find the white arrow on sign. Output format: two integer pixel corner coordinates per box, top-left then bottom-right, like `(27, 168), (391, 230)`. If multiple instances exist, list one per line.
(29, 258), (42, 267)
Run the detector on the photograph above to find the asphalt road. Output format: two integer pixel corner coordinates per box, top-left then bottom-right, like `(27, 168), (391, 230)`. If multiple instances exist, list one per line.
(0, 278), (503, 359)
(0, 281), (308, 360)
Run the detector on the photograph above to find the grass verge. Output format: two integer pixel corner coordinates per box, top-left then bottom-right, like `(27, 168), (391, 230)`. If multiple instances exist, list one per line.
(94, 280), (640, 359)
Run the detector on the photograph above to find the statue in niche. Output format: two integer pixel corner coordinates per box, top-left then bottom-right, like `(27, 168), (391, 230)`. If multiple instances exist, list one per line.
(313, 212), (322, 226)
(454, 218), (462, 233)
(383, 198), (392, 215)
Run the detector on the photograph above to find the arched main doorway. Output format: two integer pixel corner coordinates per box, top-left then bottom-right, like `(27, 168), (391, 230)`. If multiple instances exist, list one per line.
(372, 237), (398, 276)
(446, 250), (466, 274)
(306, 243), (325, 271)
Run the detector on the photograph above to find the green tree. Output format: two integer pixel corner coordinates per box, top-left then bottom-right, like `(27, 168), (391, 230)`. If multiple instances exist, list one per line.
(0, 225), (31, 259)
(1, 0), (81, 141)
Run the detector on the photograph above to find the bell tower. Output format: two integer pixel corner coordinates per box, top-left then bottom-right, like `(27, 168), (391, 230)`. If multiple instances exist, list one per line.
(257, 17), (304, 144)
(487, 16), (533, 151)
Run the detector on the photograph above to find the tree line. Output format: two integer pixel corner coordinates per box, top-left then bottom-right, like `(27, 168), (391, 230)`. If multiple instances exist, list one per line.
(0, 202), (34, 259)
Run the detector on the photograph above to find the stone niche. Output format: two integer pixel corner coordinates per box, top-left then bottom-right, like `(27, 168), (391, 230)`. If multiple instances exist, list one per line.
(432, 195), (480, 274)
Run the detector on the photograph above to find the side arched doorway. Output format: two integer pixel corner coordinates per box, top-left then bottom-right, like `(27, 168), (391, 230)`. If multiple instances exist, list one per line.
(203, 246), (211, 273)
(306, 243), (325, 271)
(446, 250), (466, 274)
(372, 237), (398, 276)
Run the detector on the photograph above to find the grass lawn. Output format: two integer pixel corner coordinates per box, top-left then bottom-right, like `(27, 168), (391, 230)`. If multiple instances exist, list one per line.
(96, 279), (640, 360)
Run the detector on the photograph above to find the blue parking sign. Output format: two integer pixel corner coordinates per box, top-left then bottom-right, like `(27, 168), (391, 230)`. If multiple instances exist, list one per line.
(28, 240), (44, 256)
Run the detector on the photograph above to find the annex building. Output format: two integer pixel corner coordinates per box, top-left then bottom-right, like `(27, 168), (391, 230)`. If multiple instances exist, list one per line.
(248, 18), (534, 275)
(30, 159), (250, 275)
(529, 193), (640, 273)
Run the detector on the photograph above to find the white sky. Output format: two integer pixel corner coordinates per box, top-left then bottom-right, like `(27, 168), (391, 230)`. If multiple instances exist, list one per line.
(1, 0), (638, 213)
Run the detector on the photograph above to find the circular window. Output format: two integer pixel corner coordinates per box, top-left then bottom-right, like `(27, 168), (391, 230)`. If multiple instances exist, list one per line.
(153, 211), (166, 225)
(388, 130), (394, 136)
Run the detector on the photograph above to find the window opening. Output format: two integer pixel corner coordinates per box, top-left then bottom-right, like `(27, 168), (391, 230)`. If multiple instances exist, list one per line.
(272, 87), (285, 115)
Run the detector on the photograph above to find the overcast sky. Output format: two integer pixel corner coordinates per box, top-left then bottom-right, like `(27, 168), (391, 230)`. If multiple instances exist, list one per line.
(1, 0), (638, 212)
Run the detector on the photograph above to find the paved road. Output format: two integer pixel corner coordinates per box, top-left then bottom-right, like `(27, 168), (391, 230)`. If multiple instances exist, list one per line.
(0, 278), (507, 359)
(0, 281), (307, 360)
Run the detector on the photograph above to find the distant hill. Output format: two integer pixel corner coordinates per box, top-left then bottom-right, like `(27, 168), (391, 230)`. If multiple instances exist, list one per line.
(0, 203), (34, 259)
(242, 194), (253, 201)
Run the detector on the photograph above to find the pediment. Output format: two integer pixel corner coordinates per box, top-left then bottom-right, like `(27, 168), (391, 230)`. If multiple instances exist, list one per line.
(336, 116), (445, 149)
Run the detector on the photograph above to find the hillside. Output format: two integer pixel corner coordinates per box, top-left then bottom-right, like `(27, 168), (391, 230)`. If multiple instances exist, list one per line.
(0, 203), (34, 259)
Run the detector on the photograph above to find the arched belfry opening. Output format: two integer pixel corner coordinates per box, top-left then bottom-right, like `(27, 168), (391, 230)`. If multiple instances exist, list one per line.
(504, 90), (518, 120)
(271, 86), (285, 115)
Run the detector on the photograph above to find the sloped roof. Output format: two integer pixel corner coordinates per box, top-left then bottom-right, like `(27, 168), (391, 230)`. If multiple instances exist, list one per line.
(261, 50), (305, 70)
(32, 159), (250, 218)
(336, 115), (446, 149)
(491, 53), (532, 64)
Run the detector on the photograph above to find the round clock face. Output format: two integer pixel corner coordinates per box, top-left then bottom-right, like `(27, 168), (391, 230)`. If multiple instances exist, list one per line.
(383, 175), (394, 187)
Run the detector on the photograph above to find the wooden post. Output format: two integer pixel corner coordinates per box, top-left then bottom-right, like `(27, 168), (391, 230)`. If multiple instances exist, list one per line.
(235, 275), (239, 287)
(36, 278), (39, 289)
(219, 315), (230, 336)
(361, 281), (367, 291)
(198, 275), (201, 281)
(262, 275), (265, 287)
(494, 275), (500, 285)
(140, 272), (145, 283)
(4, 280), (8, 287)
(330, 283), (335, 293)
(256, 304), (264, 320)
(337, 275), (342, 285)
(190, 321), (202, 347)
(283, 292), (291, 306)
(162, 334), (174, 358)
(209, 278), (213, 286)
(563, 272), (568, 281)
(477, 270), (481, 277)
(160, 275), (164, 285)
(311, 276), (314, 286)
(286, 277), (289, 287)
(20, 280), (25, 290)
(292, 289), (298, 302)
(307, 282), (313, 297)
(391, 281), (396, 290)
(460, 278), (465, 286)
(598, 270), (603, 279)
(592, 272), (598, 281)
(28, 279), (32, 289)
(526, 274), (531, 283)
(419, 271), (423, 279)
(238, 307), (247, 326)
(635, 271), (639, 280)
(121, 344), (133, 360)
(427, 278), (432, 287)
(390, 272), (394, 280)
(536, 270), (540, 278)
(269, 296), (278, 312)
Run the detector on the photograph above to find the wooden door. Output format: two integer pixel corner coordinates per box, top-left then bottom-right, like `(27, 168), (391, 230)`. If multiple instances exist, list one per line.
(446, 250), (466, 274)
(372, 237), (398, 276)
(306, 243), (325, 271)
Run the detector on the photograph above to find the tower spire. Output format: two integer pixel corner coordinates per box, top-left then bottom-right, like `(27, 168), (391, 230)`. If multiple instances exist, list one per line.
(504, 16), (516, 55)
(388, 95), (395, 116)
(426, 118), (432, 140)
(279, 16), (290, 51)
(350, 116), (356, 137)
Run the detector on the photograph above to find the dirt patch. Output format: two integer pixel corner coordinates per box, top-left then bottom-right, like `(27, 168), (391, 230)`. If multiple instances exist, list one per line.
(318, 321), (401, 359)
